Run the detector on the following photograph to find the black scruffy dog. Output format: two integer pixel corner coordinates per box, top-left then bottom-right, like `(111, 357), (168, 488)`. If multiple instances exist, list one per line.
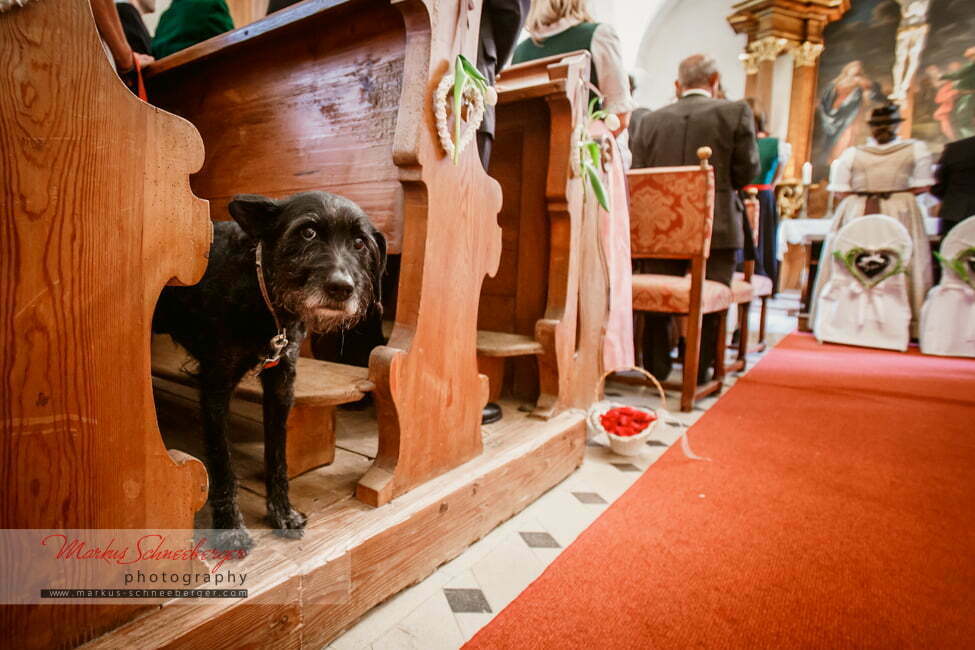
(153, 191), (386, 550)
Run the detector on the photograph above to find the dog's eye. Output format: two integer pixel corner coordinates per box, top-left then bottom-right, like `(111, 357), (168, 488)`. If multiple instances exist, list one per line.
(301, 227), (317, 241)
(353, 238), (365, 250)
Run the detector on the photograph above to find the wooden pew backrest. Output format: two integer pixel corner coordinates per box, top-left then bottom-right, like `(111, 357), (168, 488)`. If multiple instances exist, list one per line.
(1, 1), (210, 645)
(480, 51), (596, 412)
(146, 0), (407, 252)
(627, 155), (716, 260)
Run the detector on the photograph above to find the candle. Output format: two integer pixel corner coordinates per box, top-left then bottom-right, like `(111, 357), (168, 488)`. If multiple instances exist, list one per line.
(802, 161), (812, 186)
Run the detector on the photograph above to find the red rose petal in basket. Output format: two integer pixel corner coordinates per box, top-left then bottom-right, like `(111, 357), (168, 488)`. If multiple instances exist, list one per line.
(602, 406), (657, 437)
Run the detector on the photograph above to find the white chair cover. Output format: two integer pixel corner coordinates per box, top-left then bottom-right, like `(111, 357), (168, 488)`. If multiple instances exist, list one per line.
(814, 215), (913, 351)
(920, 216), (975, 358)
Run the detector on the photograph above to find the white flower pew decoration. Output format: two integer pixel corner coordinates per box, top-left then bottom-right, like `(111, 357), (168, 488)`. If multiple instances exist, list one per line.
(434, 54), (497, 163)
(1, 0), (35, 12)
(574, 97), (613, 211)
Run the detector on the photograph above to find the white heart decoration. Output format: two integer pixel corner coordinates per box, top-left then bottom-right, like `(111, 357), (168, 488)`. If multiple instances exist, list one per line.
(434, 73), (486, 160)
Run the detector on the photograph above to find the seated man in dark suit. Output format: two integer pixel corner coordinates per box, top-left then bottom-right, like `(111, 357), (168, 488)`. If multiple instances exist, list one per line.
(932, 135), (975, 236)
(629, 54), (759, 383)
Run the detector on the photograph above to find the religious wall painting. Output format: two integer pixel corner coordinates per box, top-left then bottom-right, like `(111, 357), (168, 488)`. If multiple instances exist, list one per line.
(811, 0), (899, 181)
(811, 0), (975, 182)
(911, 0), (975, 147)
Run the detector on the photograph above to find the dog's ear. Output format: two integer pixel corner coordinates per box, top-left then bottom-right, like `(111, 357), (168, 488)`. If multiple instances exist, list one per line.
(228, 194), (281, 240)
(370, 229), (387, 315)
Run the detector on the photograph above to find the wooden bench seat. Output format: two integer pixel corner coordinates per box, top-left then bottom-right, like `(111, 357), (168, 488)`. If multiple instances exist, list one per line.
(382, 320), (541, 400)
(475, 331), (545, 357)
(151, 335), (373, 478)
(381, 320), (543, 357)
(475, 331), (544, 403)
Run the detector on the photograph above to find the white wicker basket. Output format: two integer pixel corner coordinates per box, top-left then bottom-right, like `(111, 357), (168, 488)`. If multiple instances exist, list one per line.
(587, 367), (668, 456)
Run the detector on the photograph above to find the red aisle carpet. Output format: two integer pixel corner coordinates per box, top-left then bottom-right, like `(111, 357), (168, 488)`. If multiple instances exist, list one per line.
(466, 334), (975, 649)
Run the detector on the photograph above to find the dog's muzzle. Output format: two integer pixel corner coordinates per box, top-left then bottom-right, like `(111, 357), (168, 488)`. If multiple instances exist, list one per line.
(298, 269), (369, 332)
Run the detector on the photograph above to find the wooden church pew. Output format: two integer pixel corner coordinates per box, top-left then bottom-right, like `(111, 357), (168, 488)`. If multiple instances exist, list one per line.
(143, 0), (505, 507)
(479, 51), (604, 417)
(1, 1), (211, 647)
(1, 2), (591, 647)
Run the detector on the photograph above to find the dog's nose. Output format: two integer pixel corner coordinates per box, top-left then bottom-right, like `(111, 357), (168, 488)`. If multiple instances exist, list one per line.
(324, 271), (354, 302)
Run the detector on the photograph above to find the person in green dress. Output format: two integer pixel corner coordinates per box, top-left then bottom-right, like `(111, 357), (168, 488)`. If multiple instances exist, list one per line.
(512, 0), (637, 373)
(151, 0), (234, 60)
(512, 0), (635, 139)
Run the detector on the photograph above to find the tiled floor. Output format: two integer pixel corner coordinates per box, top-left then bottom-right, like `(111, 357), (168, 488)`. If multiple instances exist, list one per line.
(326, 293), (799, 649)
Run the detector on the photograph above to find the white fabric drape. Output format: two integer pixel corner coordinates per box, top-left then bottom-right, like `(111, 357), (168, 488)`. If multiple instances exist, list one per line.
(920, 216), (975, 358)
(814, 215), (914, 352)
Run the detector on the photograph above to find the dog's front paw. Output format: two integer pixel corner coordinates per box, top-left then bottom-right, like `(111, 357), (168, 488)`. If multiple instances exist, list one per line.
(210, 527), (255, 553)
(268, 505), (307, 539)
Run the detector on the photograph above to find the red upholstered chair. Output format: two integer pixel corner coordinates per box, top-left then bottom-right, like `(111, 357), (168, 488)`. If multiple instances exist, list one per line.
(628, 147), (732, 412)
(729, 190), (772, 370)
(729, 189), (758, 372)
(732, 267), (773, 358)
(750, 273), (773, 351)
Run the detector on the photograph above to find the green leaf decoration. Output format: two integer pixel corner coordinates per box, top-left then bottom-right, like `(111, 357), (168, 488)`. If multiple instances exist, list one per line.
(578, 96), (613, 211)
(447, 54), (490, 164)
(585, 141), (601, 169)
(582, 160), (610, 211)
(935, 247), (975, 289)
(833, 247), (905, 289)
(458, 54), (487, 85)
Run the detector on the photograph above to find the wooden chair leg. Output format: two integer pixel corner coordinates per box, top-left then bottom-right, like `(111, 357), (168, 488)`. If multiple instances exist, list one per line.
(757, 296), (769, 351)
(713, 310), (727, 385)
(736, 300), (750, 371)
(682, 306), (703, 412)
(633, 312), (644, 368)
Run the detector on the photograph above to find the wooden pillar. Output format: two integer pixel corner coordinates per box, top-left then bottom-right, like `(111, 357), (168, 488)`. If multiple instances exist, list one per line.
(756, 58), (776, 117)
(741, 38), (788, 118)
(729, 1), (850, 175)
(744, 70), (760, 101)
(786, 41), (824, 178)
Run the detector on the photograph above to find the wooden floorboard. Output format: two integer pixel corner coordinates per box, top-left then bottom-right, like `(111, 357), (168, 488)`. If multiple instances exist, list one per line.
(85, 399), (586, 648)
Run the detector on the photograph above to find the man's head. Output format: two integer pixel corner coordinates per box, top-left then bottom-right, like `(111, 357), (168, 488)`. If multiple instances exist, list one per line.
(676, 54), (720, 98)
(868, 101), (904, 144)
